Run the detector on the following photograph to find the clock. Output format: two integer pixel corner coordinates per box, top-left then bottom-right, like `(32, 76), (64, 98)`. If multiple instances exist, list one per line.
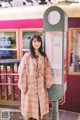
(47, 10), (61, 25)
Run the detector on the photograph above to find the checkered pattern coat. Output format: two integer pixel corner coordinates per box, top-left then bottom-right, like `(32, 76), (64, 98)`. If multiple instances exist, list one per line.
(18, 52), (53, 120)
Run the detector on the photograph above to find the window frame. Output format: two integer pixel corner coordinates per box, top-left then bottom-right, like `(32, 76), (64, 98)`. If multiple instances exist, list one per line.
(68, 28), (80, 75)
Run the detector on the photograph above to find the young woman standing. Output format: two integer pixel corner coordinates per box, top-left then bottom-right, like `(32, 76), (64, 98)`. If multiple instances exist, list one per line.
(18, 34), (53, 120)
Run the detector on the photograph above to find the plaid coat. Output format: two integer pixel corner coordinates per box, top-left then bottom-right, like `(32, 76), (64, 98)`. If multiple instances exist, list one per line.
(18, 52), (53, 120)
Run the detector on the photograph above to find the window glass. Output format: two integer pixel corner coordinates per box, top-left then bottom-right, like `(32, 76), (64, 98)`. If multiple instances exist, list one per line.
(0, 31), (17, 59)
(69, 29), (80, 73)
(22, 31), (44, 56)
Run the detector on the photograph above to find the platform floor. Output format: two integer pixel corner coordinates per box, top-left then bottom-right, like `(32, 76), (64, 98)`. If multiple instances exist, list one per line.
(59, 110), (80, 120)
(0, 108), (80, 120)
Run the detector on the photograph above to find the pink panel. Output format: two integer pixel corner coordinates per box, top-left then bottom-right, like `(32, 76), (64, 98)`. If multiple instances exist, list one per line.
(0, 19), (43, 29)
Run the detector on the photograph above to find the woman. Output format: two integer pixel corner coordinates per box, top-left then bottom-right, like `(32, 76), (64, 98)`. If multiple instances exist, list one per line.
(18, 34), (53, 120)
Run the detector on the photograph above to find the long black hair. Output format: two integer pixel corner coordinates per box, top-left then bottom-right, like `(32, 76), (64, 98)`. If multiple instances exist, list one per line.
(30, 34), (46, 58)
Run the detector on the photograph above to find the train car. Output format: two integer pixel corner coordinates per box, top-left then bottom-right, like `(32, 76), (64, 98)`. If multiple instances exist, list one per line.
(0, 3), (80, 112)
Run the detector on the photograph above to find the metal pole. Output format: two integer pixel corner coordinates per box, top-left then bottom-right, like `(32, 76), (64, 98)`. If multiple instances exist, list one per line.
(51, 101), (59, 120)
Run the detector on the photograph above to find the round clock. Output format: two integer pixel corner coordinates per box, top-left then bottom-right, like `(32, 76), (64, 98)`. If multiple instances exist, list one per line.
(48, 10), (61, 25)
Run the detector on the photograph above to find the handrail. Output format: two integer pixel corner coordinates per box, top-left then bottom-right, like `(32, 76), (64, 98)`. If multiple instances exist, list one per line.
(0, 74), (18, 75)
(0, 59), (20, 64)
(0, 83), (18, 85)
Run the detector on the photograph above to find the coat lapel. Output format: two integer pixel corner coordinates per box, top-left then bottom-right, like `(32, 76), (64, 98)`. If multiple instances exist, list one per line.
(31, 57), (37, 67)
(38, 53), (44, 70)
(30, 53), (44, 69)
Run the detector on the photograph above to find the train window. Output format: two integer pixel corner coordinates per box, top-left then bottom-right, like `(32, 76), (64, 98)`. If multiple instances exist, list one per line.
(20, 29), (44, 57)
(0, 30), (18, 59)
(68, 28), (80, 74)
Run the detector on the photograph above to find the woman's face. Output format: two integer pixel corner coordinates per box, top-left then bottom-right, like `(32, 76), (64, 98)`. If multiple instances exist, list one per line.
(32, 38), (41, 50)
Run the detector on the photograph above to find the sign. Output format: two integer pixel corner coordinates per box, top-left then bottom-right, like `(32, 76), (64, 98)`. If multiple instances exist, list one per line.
(1, 110), (10, 120)
(45, 32), (63, 84)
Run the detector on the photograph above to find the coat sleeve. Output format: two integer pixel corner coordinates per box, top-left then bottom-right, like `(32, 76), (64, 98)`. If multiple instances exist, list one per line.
(45, 55), (54, 89)
(18, 54), (28, 92)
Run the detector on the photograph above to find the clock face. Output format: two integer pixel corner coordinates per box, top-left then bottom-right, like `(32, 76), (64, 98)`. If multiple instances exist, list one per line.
(48, 10), (61, 25)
